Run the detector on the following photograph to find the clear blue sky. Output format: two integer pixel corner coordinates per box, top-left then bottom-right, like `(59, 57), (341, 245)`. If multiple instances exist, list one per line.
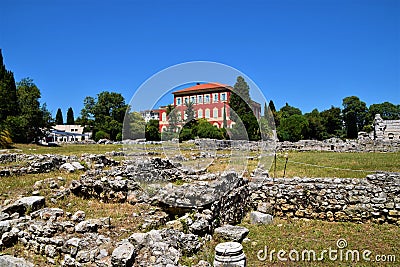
(1, 0), (399, 118)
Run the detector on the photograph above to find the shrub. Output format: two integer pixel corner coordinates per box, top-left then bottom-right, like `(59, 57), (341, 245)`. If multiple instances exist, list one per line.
(116, 132), (123, 141)
(94, 130), (110, 141)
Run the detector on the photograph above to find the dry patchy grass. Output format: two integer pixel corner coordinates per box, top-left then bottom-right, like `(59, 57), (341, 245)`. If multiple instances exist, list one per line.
(8, 143), (123, 155)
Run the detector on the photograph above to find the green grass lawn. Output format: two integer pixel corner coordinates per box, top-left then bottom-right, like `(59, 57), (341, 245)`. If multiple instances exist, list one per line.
(240, 217), (399, 266)
(270, 151), (400, 178)
(181, 217), (400, 267)
(209, 150), (400, 178)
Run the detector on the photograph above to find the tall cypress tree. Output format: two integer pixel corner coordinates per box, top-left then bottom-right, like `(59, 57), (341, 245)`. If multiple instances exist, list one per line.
(0, 49), (18, 123)
(222, 104), (227, 128)
(269, 100), (276, 113)
(66, 107), (75, 125)
(55, 108), (64, 125)
(229, 76), (260, 140)
(263, 102), (268, 118)
(229, 76), (251, 122)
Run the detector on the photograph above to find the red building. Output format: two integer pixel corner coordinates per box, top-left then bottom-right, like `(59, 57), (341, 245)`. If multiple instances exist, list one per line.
(158, 82), (261, 132)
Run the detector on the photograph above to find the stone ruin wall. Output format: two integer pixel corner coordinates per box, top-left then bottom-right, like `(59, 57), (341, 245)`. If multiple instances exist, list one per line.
(250, 172), (400, 225)
(373, 114), (400, 141)
(276, 138), (400, 152)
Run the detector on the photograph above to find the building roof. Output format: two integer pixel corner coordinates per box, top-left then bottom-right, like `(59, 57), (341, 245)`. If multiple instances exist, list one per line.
(172, 82), (232, 95)
(50, 130), (86, 136)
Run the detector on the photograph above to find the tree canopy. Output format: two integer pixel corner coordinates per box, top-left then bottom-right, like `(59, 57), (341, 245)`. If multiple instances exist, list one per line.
(342, 96), (367, 139)
(80, 91), (128, 141)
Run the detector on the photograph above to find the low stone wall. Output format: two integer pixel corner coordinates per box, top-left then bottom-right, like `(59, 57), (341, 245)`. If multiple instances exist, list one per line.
(277, 138), (400, 152)
(250, 172), (400, 225)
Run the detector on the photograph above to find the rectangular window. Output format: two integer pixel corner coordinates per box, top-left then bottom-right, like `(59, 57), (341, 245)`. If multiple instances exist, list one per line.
(205, 109), (210, 118)
(184, 97), (188, 104)
(213, 109), (218, 118)
(176, 97), (181, 106)
(204, 95), (210, 103)
(197, 95), (203, 104)
(221, 93), (226, 101)
(190, 96), (196, 104)
(213, 93), (219, 103)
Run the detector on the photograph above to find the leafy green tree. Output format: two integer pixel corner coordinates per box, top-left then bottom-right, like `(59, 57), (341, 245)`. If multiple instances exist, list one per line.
(4, 116), (27, 143)
(123, 111), (146, 140)
(179, 128), (194, 142)
(196, 119), (223, 139)
(41, 103), (53, 129)
(94, 130), (109, 141)
(342, 96), (368, 139)
(274, 103), (302, 128)
(365, 102), (400, 129)
(81, 91), (128, 140)
(145, 119), (161, 141)
(278, 103), (302, 119)
(66, 107), (75, 125)
(55, 108), (64, 125)
(304, 109), (328, 140)
(277, 114), (309, 142)
(320, 106), (343, 137)
(11, 78), (46, 143)
(229, 76), (260, 141)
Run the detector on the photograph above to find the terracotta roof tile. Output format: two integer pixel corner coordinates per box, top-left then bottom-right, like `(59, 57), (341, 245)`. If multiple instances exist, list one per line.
(173, 82), (231, 94)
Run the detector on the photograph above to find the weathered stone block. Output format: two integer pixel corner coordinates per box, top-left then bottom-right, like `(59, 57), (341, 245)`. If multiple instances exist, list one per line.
(2, 196), (45, 215)
(250, 211), (273, 225)
(0, 255), (34, 267)
(111, 241), (135, 267)
(214, 225), (249, 242)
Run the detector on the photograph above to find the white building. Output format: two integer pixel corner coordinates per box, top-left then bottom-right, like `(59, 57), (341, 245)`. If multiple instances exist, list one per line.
(140, 110), (160, 123)
(49, 125), (92, 142)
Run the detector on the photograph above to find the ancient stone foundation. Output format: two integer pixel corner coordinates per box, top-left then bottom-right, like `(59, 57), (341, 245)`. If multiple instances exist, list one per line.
(250, 172), (400, 224)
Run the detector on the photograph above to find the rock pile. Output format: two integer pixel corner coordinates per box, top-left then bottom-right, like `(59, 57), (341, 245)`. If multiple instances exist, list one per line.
(127, 229), (202, 266)
(0, 153), (122, 177)
(0, 204), (113, 266)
